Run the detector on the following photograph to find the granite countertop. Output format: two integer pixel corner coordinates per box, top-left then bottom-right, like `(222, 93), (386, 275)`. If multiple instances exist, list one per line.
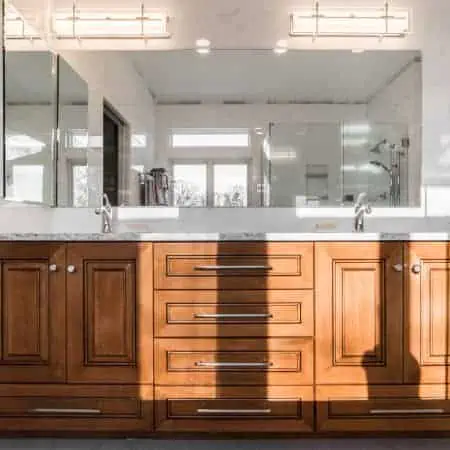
(1, 232), (450, 241)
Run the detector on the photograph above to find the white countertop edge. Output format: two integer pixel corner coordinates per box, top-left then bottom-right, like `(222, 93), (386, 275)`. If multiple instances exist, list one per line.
(1, 232), (450, 241)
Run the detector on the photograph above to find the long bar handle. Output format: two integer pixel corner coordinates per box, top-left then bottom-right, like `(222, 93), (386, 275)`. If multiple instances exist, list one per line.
(29, 408), (102, 414)
(370, 409), (444, 415)
(196, 409), (272, 415)
(195, 362), (273, 368)
(194, 265), (272, 271)
(194, 313), (273, 319)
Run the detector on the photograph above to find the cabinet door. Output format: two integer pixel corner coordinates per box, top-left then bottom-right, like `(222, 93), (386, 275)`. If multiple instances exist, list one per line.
(0, 243), (66, 383)
(316, 242), (403, 384)
(406, 242), (450, 384)
(66, 243), (153, 384)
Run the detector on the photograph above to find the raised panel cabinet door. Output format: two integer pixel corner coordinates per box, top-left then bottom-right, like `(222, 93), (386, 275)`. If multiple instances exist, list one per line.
(66, 243), (153, 384)
(406, 242), (450, 384)
(0, 243), (66, 383)
(315, 242), (403, 384)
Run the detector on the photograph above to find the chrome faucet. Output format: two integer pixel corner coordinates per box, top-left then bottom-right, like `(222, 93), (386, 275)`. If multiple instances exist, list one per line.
(354, 192), (372, 232)
(95, 193), (113, 233)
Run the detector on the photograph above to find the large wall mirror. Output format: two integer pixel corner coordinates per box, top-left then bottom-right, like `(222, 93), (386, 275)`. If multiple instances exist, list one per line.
(126, 48), (422, 208)
(0, 47), (422, 209)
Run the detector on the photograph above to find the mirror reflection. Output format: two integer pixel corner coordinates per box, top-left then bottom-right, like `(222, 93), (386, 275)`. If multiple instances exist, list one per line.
(4, 51), (56, 204)
(57, 57), (89, 207)
(126, 49), (422, 208)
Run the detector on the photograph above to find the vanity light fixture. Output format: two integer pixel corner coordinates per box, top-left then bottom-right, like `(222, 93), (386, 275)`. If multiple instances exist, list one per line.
(196, 38), (211, 54)
(274, 39), (288, 55)
(5, 4), (40, 39)
(52, 3), (170, 39)
(290, 1), (410, 38)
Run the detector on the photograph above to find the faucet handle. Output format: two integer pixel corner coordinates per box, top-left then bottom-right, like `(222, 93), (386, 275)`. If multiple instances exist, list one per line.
(355, 192), (368, 205)
(102, 193), (112, 209)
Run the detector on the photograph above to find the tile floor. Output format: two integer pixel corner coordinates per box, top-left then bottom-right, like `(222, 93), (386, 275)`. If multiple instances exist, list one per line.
(0, 439), (449, 450)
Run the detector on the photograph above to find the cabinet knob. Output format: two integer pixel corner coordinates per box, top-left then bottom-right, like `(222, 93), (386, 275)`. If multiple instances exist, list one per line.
(67, 265), (76, 273)
(392, 264), (403, 272)
(49, 264), (57, 272)
(411, 264), (421, 274)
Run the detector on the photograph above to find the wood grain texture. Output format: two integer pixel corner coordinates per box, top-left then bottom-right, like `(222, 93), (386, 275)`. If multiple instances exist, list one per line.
(155, 338), (313, 385)
(0, 384), (152, 433)
(406, 242), (450, 384)
(155, 385), (314, 433)
(66, 243), (143, 384)
(0, 243), (66, 383)
(315, 242), (403, 384)
(155, 290), (313, 337)
(317, 384), (450, 432)
(154, 242), (313, 290)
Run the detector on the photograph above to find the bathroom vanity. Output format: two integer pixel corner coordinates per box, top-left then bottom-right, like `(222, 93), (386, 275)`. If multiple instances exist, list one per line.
(0, 236), (449, 436)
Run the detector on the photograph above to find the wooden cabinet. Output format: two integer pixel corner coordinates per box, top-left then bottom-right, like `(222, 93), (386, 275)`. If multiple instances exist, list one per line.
(317, 385), (450, 433)
(406, 242), (450, 384)
(155, 386), (314, 433)
(155, 338), (313, 386)
(0, 384), (152, 434)
(154, 242), (313, 290)
(155, 290), (313, 338)
(6, 238), (450, 436)
(0, 243), (66, 383)
(315, 242), (403, 385)
(66, 243), (153, 384)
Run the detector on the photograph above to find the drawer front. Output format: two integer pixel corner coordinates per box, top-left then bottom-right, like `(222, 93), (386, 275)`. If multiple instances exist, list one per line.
(317, 385), (450, 432)
(0, 385), (153, 433)
(155, 290), (313, 337)
(155, 386), (314, 433)
(154, 242), (313, 290)
(155, 338), (313, 385)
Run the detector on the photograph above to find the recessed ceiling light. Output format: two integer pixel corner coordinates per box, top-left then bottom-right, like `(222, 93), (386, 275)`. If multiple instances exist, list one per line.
(255, 128), (265, 135)
(196, 38), (211, 47)
(274, 39), (288, 55)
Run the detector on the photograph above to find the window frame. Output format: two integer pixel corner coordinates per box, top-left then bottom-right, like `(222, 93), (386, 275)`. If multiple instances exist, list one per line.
(170, 159), (251, 208)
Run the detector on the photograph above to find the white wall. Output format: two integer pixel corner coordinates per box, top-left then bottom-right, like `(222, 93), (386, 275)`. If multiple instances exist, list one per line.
(60, 51), (156, 205)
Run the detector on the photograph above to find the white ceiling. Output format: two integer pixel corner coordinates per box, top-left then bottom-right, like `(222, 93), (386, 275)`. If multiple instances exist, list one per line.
(128, 49), (420, 104)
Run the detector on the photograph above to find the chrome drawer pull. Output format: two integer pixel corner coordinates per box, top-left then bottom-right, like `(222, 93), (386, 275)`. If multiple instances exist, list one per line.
(196, 408), (271, 415)
(30, 408), (102, 414)
(194, 265), (272, 271)
(370, 409), (444, 415)
(194, 313), (273, 319)
(195, 362), (273, 368)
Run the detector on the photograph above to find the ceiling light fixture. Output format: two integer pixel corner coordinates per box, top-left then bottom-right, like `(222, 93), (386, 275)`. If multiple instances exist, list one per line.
(5, 4), (40, 39)
(195, 38), (211, 54)
(290, 1), (410, 38)
(274, 39), (288, 55)
(53, 3), (170, 39)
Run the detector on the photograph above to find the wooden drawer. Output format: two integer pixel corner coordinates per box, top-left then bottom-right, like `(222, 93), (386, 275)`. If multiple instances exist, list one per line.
(155, 386), (314, 433)
(155, 338), (313, 385)
(317, 385), (450, 433)
(0, 385), (153, 434)
(154, 242), (313, 290)
(155, 290), (313, 337)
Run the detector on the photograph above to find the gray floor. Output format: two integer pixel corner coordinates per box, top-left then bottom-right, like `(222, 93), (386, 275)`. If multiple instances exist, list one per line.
(1, 440), (450, 450)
